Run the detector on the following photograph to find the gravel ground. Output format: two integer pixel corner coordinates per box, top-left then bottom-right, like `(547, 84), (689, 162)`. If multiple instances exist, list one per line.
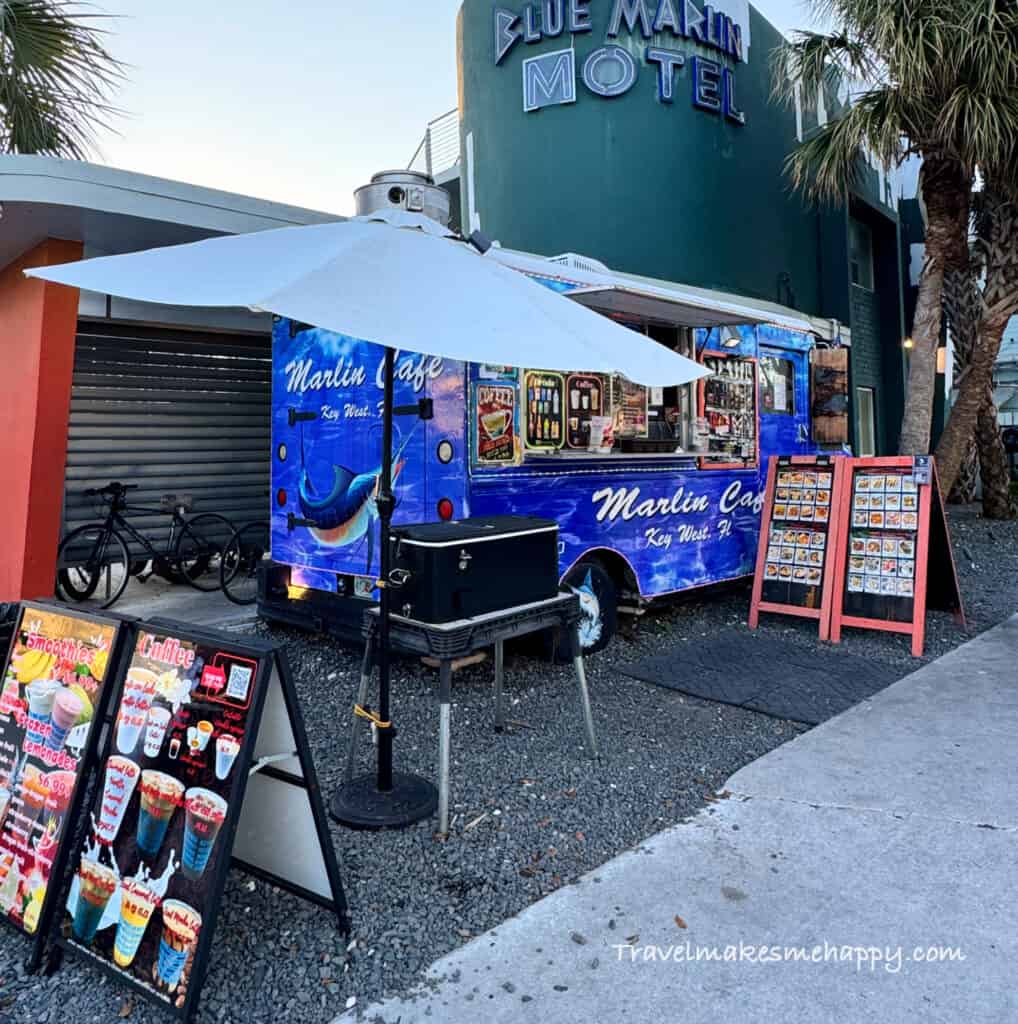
(2, 504), (1015, 1024)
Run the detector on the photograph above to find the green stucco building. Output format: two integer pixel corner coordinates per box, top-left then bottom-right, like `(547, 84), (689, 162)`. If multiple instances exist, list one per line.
(450, 0), (911, 454)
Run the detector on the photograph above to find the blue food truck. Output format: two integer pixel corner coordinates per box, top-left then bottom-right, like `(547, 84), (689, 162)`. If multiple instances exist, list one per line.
(261, 251), (843, 652)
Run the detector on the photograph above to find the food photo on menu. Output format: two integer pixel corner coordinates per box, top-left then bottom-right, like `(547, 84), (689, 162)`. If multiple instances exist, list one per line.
(0, 606), (116, 936)
(62, 631), (255, 1007)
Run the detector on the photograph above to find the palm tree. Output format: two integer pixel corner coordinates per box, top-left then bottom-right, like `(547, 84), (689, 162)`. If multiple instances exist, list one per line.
(0, 1), (123, 159)
(775, 0), (1018, 456)
(935, 176), (1018, 515)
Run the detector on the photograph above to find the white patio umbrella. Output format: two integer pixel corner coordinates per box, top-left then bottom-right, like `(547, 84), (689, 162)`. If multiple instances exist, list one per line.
(26, 210), (707, 387)
(27, 210), (709, 830)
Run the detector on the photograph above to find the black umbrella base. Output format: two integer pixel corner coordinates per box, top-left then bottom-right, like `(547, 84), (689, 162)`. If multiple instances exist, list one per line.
(330, 772), (438, 830)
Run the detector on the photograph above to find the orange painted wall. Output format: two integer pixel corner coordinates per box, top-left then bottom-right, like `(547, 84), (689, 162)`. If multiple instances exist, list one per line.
(0, 239), (82, 601)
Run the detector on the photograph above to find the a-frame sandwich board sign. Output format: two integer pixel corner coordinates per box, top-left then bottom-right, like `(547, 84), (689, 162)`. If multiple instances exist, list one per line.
(748, 455), (847, 639)
(828, 456), (965, 657)
(51, 618), (348, 1021)
(0, 601), (132, 972)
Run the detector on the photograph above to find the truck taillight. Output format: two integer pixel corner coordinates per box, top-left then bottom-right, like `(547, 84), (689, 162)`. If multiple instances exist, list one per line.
(276, 489), (287, 507)
(437, 440), (454, 464)
(437, 498), (454, 521)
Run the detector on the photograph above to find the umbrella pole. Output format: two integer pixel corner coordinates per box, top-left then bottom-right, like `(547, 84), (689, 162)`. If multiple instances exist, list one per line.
(330, 346), (438, 830)
(375, 345), (395, 792)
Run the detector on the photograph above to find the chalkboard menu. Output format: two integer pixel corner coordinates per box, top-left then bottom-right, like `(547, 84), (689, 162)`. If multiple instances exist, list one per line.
(523, 370), (565, 449)
(749, 456), (846, 637)
(0, 603), (123, 967)
(829, 457), (965, 657)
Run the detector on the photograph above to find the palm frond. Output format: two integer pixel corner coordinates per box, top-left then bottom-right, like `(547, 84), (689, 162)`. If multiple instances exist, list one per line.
(0, 0), (125, 157)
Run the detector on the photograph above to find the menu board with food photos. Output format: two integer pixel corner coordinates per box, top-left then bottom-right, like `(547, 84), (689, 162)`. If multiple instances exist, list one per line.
(829, 457), (965, 657)
(0, 603), (126, 968)
(56, 622), (347, 1021)
(749, 456), (846, 637)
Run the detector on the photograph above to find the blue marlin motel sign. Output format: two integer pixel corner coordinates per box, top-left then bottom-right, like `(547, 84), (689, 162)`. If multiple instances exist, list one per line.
(495, 0), (747, 122)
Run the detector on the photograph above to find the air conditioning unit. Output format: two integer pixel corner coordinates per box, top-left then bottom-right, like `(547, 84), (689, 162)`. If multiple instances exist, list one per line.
(549, 252), (611, 275)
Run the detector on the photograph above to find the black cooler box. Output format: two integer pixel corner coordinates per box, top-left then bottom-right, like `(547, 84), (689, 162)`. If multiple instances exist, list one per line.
(389, 516), (559, 623)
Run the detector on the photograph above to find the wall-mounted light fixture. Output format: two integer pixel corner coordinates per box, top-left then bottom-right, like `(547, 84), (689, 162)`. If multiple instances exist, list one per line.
(720, 325), (742, 348)
(903, 337), (914, 350)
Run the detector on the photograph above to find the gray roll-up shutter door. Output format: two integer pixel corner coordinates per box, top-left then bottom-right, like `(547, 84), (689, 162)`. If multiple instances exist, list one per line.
(64, 321), (271, 551)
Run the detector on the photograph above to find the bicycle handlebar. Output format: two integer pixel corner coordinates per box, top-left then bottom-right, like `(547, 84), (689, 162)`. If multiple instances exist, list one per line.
(84, 482), (139, 498)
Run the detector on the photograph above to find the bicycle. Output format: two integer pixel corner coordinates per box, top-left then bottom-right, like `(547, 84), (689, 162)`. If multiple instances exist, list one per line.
(56, 482), (236, 609)
(220, 520), (271, 606)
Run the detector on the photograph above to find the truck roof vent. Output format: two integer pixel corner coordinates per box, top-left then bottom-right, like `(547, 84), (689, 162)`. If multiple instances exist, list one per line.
(548, 252), (611, 275)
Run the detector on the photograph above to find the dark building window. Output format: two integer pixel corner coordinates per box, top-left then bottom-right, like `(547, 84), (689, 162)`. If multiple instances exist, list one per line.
(849, 219), (874, 290)
(760, 356), (795, 415)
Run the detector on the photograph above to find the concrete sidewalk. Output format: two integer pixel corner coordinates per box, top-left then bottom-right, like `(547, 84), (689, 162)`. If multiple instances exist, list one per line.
(350, 617), (1018, 1023)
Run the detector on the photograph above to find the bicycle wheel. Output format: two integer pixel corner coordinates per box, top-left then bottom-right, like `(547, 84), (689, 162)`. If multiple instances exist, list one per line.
(175, 514), (235, 592)
(56, 525), (131, 609)
(220, 521), (270, 605)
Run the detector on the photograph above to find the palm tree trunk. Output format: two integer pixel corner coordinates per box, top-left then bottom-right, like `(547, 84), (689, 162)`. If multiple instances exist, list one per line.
(975, 396), (1014, 520)
(898, 159), (971, 455)
(937, 313), (1011, 494)
(942, 251), (981, 504)
(935, 184), (1018, 509)
(949, 439), (979, 503)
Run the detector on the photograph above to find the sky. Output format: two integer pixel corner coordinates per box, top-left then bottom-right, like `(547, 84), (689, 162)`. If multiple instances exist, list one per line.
(93, 1), (816, 216)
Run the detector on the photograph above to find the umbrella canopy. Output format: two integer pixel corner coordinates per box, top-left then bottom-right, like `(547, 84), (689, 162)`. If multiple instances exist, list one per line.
(25, 210), (707, 388)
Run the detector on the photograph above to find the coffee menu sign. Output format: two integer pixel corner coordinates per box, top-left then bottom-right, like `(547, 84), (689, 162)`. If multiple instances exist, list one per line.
(0, 604), (122, 963)
(473, 382), (518, 465)
(55, 622), (349, 1021)
(62, 627), (261, 1012)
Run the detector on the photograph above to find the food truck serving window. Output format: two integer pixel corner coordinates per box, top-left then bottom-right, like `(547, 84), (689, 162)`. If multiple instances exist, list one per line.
(516, 322), (699, 460)
(698, 351), (759, 469)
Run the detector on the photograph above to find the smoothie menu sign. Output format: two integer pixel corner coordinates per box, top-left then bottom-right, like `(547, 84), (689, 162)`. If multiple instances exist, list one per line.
(63, 627), (256, 1010)
(0, 604), (118, 942)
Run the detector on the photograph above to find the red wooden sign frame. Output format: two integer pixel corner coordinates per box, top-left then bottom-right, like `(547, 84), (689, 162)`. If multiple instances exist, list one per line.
(748, 455), (847, 640)
(828, 456), (965, 657)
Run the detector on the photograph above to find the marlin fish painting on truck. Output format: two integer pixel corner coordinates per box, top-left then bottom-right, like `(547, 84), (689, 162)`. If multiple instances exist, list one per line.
(297, 425), (417, 572)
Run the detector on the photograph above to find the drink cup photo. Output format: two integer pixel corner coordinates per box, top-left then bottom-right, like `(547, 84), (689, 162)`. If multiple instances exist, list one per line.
(43, 769), (75, 831)
(18, 766), (48, 832)
(214, 734), (240, 781)
(196, 720), (213, 752)
(116, 669), (159, 755)
(46, 688), (83, 753)
(181, 789), (228, 880)
(168, 737), (181, 760)
(72, 858), (118, 945)
(480, 409), (509, 440)
(113, 878), (159, 967)
(156, 900), (202, 990)
(136, 771), (185, 858)
(143, 706), (172, 758)
(95, 756), (140, 845)
(24, 680), (59, 747)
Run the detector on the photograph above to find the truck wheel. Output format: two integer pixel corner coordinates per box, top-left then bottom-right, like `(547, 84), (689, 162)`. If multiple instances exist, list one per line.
(557, 562), (618, 659)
